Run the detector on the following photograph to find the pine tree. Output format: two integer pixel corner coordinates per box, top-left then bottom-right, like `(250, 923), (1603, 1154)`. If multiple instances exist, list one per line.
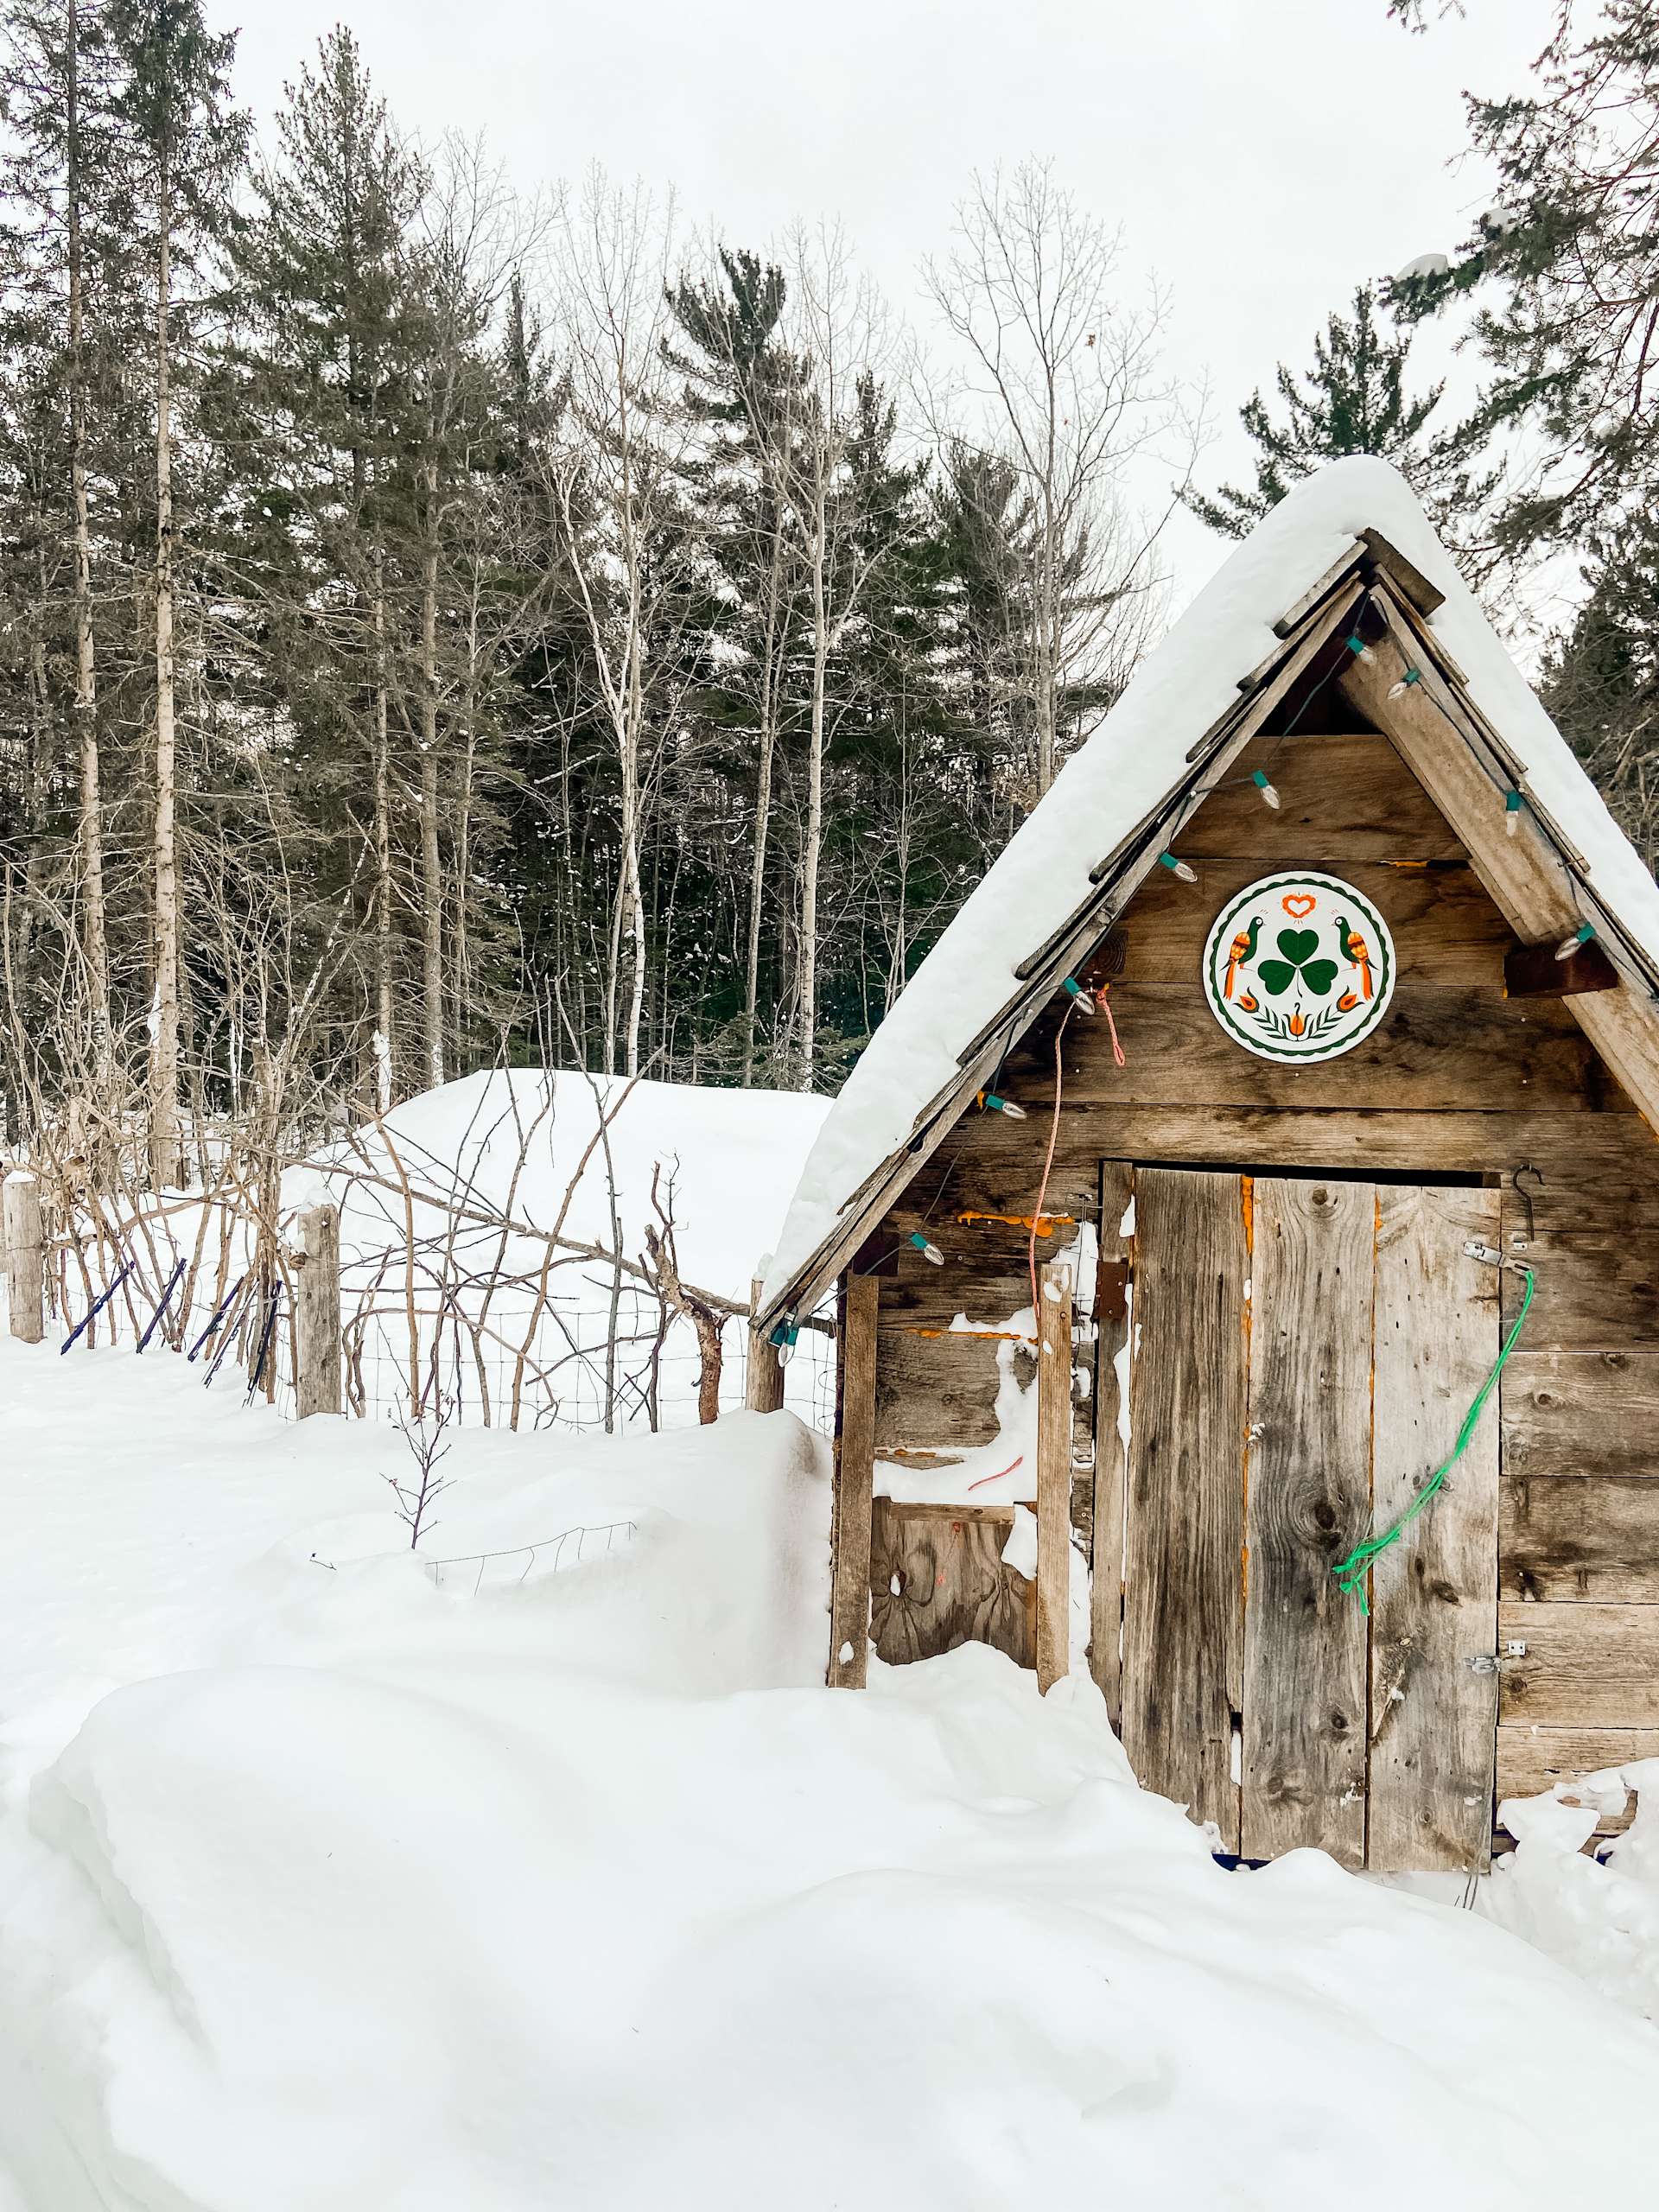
(1396, 2), (1659, 557)
(1540, 517), (1659, 874)
(1185, 283), (1446, 537)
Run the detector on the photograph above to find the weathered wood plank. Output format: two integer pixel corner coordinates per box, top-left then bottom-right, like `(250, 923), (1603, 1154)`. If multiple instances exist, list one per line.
(1501, 1473), (1659, 1601)
(1496, 1725), (1659, 1837)
(1018, 983), (1597, 1116)
(1181, 734), (1463, 863)
(1122, 1168), (1247, 1850)
(1090, 1162), (1135, 1723)
(1035, 1260), (1074, 1692)
(829, 1273), (879, 1688)
(1112, 859), (1512, 987)
(1502, 1352), (1659, 1480)
(935, 1106), (1645, 1195)
(1498, 1602), (1659, 1726)
(1271, 543), (1366, 638)
(1342, 628), (1659, 1135)
(293, 1203), (342, 1419)
(1369, 1186), (1502, 1874)
(873, 1328), (1008, 1453)
(1242, 1177), (1374, 1867)
(1360, 525), (1446, 618)
(1500, 1228), (1659, 1348)
(868, 1501), (1030, 1668)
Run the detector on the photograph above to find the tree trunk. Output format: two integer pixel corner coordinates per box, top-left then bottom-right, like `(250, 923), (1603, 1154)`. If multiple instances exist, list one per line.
(798, 530), (828, 1090)
(148, 151), (181, 1193)
(372, 546), (394, 1104)
(419, 490), (443, 1092)
(67, 2), (111, 1145)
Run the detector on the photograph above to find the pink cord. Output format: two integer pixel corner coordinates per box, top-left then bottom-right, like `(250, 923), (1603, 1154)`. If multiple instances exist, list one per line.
(968, 1455), (1025, 1493)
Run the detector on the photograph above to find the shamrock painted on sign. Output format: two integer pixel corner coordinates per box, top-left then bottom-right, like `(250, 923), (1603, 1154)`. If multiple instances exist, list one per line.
(1255, 926), (1339, 999)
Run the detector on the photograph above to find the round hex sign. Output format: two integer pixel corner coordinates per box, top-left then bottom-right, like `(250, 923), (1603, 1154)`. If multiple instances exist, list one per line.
(1201, 870), (1395, 1063)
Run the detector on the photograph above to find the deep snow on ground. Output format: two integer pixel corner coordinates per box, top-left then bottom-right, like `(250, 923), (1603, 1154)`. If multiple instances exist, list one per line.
(3, 1338), (1659, 2211)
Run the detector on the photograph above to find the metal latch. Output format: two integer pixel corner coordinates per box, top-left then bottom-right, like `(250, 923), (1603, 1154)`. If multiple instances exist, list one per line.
(1467, 1643), (1528, 1675)
(1462, 1240), (1503, 1268)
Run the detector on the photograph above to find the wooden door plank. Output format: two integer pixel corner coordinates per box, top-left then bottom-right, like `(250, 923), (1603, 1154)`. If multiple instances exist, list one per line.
(1368, 1187), (1503, 1873)
(1242, 1177), (1374, 1867)
(1035, 1260), (1075, 1692)
(828, 1272), (879, 1688)
(1090, 1163), (1135, 1723)
(1122, 1168), (1248, 1850)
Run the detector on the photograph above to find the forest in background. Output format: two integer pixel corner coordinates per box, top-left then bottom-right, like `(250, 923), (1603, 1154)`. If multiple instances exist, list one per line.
(2, 0), (1656, 1193)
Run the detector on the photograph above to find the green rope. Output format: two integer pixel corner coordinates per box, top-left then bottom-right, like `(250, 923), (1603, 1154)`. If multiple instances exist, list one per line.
(1332, 1265), (1534, 1615)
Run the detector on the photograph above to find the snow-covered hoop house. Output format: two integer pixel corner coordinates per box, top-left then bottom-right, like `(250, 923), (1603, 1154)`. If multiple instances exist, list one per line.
(758, 458), (1659, 1875)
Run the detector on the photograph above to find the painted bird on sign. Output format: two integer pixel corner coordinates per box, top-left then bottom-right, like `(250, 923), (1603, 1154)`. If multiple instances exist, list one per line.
(1336, 917), (1374, 1001)
(1223, 915), (1261, 1000)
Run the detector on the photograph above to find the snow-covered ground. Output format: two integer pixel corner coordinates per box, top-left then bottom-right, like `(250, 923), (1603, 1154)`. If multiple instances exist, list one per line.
(3, 1336), (1659, 2210)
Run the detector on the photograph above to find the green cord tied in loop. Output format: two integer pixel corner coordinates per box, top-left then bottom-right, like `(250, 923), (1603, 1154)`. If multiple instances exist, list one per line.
(1332, 1265), (1534, 1615)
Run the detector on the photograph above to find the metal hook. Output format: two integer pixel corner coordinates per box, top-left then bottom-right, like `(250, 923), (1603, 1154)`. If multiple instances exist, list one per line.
(1510, 1163), (1544, 1243)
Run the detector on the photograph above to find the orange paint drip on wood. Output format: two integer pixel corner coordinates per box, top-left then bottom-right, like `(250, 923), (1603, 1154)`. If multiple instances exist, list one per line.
(957, 1210), (1076, 1234)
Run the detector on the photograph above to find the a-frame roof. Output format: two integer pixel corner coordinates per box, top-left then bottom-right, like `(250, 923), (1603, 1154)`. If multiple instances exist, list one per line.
(759, 456), (1659, 1329)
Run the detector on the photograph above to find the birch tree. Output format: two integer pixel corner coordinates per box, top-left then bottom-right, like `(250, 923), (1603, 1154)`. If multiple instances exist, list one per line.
(925, 159), (1192, 799)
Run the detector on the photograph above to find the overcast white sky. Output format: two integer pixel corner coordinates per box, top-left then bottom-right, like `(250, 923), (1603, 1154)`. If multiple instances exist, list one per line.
(222, 0), (1558, 607)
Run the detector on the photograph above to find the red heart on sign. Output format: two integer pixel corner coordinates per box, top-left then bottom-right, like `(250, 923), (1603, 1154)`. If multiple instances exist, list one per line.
(1281, 893), (1317, 918)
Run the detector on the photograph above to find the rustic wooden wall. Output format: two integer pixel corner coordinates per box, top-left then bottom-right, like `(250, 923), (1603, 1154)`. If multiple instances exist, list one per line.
(863, 721), (1659, 1842)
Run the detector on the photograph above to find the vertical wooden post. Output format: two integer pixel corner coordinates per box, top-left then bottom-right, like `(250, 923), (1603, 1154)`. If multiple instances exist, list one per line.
(293, 1202), (341, 1418)
(1035, 1259), (1074, 1694)
(828, 1271), (878, 1688)
(4, 1170), (45, 1344)
(745, 1274), (785, 1413)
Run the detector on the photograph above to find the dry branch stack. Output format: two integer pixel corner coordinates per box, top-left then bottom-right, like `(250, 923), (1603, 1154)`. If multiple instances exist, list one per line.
(758, 463), (1659, 1874)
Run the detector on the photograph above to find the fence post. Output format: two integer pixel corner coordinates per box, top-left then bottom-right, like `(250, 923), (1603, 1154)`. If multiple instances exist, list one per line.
(293, 1202), (342, 1417)
(4, 1170), (45, 1344)
(1034, 1258), (1075, 1694)
(745, 1274), (785, 1414)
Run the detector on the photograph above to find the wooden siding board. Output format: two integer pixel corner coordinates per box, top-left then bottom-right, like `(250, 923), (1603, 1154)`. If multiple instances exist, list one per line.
(1122, 1168), (1247, 1851)
(1502, 1351), (1659, 1479)
(1181, 734), (1462, 863)
(1496, 1726), (1658, 1837)
(1498, 1602), (1659, 1726)
(1369, 1186), (1503, 1873)
(868, 1502), (1030, 1668)
(1025, 984), (1596, 1116)
(1500, 1227), (1659, 1348)
(829, 1274), (879, 1687)
(1502, 1474), (1659, 1601)
(1090, 1162), (1135, 1723)
(1241, 1177), (1374, 1866)
(1112, 858), (1511, 988)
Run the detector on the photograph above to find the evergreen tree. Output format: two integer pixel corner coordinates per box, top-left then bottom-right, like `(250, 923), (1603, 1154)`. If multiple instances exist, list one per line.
(1185, 283), (1446, 537)
(1395, 1), (1659, 557)
(1540, 517), (1659, 874)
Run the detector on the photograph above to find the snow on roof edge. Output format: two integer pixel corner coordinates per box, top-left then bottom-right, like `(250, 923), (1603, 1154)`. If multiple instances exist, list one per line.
(761, 457), (1659, 1317)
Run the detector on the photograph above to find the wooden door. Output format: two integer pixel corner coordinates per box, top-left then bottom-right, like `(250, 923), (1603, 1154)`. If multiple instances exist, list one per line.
(1115, 1166), (1501, 1872)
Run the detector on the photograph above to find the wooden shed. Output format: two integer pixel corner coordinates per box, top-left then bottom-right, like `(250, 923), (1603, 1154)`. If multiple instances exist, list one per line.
(757, 459), (1659, 1877)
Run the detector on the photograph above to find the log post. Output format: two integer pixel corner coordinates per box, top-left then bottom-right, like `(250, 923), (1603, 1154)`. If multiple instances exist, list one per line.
(828, 1271), (878, 1687)
(4, 1170), (45, 1344)
(1035, 1258), (1075, 1693)
(292, 1202), (341, 1418)
(745, 1274), (786, 1413)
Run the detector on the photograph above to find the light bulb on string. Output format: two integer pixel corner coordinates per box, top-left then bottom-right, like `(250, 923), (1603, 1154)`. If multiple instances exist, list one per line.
(1062, 976), (1096, 1015)
(978, 1090), (1027, 1120)
(1158, 851), (1198, 883)
(909, 1230), (945, 1266)
(1387, 667), (1422, 700)
(1555, 921), (1596, 962)
(1252, 769), (1281, 810)
(1504, 789), (1524, 838)
(1344, 632), (1376, 666)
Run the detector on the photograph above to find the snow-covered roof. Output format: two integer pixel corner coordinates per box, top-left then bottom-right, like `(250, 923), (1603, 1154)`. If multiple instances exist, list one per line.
(761, 456), (1659, 1323)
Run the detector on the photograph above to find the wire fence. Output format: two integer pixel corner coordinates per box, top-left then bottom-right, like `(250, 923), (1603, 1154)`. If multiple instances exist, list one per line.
(35, 1186), (836, 1438)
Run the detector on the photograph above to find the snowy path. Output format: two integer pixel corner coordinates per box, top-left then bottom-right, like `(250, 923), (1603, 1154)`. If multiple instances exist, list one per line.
(3, 1338), (1658, 2209)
